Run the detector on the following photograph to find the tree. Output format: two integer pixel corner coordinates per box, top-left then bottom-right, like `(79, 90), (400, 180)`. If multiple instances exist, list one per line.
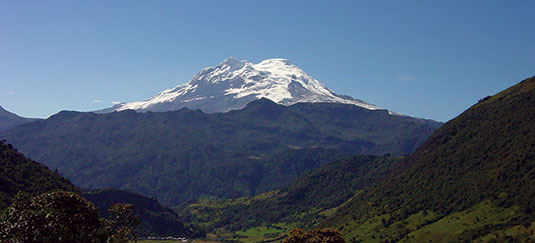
(0, 191), (107, 243)
(107, 203), (140, 243)
(0, 191), (139, 243)
(283, 228), (345, 243)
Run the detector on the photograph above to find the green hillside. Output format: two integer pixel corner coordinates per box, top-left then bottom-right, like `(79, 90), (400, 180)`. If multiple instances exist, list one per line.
(178, 155), (401, 242)
(0, 140), (77, 209)
(1, 99), (440, 206)
(322, 76), (535, 242)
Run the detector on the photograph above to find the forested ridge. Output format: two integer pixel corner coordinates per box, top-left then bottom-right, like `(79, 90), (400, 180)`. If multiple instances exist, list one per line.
(1, 99), (440, 206)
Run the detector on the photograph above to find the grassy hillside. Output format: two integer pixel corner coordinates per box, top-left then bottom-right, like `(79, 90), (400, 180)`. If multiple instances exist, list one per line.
(0, 140), (77, 209)
(178, 155), (401, 242)
(322, 76), (535, 242)
(1, 99), (440, 206)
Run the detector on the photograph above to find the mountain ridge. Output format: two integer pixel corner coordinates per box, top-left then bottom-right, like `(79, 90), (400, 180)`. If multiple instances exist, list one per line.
(0, 105), (39, 131)
(1, 100), (441, 206)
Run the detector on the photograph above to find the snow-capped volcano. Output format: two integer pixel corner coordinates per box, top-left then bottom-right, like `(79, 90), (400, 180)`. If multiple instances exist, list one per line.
(107, 57), (384, 113)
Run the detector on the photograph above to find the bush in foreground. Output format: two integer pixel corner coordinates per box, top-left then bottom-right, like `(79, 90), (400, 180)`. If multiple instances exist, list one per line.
(0, 191), (138, 243)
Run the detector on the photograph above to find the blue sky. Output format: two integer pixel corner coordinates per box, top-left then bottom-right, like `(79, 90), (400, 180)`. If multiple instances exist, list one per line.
(1, 1), (533, 121)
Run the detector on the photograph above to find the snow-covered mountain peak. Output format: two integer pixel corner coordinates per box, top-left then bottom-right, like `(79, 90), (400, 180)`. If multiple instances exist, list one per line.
(107, 58), (388, 114)
(218, 57), (247, 71)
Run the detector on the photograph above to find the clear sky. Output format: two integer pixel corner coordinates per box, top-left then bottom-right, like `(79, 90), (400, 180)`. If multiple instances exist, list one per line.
(1, 0), (533, 121)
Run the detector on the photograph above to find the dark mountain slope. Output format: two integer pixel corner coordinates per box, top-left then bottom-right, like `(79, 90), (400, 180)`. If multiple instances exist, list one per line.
(322, 76), (535, 241)
(0, 106), (39, 131)
(83, 189), (199, 238)
(0, 140), (77, 209)
(1, 100), (440, 206)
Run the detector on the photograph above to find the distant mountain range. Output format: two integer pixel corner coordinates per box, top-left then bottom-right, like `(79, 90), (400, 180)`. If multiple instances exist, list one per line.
(0, 106), (39, 131)
(100, 57), (389, 114)
(1, 99), (441, 206)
